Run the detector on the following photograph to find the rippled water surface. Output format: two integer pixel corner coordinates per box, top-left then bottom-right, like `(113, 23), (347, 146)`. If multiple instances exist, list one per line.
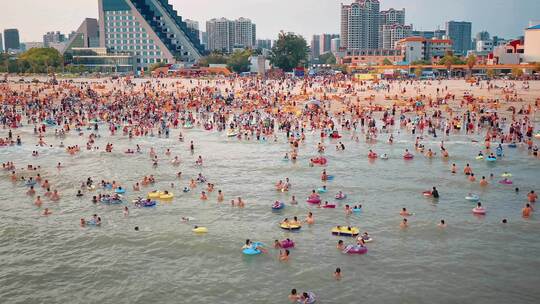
(1, 123), (539, 304)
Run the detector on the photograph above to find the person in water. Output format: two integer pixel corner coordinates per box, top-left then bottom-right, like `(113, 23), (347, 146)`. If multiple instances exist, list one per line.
(334, 267), (342, 281)
(279, 249), (290, 261)
(336, 240), (345, 251)
(522, 203), (533, 218)
(438, 219), (447, 228)
(288, 289), (300, 303)
(431, 187), (439, 198)
(400, 218), (408, 228)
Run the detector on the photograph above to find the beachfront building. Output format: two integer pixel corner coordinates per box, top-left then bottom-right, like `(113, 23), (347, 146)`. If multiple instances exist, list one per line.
(0, 33), (4, 52)
(396, 37), (453, 63)
(524, 23), (540, 63)
(337, 49), (403, 66)
(340, 0), (380, 50)
(445, 21), (472, 55)
(488, 39), (525, 65)
(331, 38), (341, 54)
(70, 47), (134, 73)
(98, 0), (204, 71)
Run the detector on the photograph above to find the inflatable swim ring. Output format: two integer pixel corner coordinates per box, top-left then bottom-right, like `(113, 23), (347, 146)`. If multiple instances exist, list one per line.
(280, 239), (295, 249)
(380, 154), (389, 160)
(508, 143), (517, 148)
(465, 194), (480, 202)
(475, 155), (484, 160)
(499, 179), (513, 185)
(159, 193), (174, 200)
(486, 156), (497, 162)
(335, 193), (346, 200)
(280, 222), (301, 231)
(272, 201), (285, 210)
(352, 208), (362, 213)
(25, 180), (36, 187)
(326, 175), (335, 181)
(227, 131), (238, 137)
(322, 204), (336, 209)
(242, 242), (263, 255)
(422, 191), (432, 197)
(192, 227), (208, 233)
(403, 153), (414, 160)
(368, 153), (378, 159)
(303, 292), (316, 304)
(344, 245), (368, 255)
(501, 173), (512, 177)
(331, 226), (359, 237)
(147, 191), (163, 199)
(317, 188), (327, 194)
(472, 207), (486, 215)
(306, 197), (321, 204)
(115, 188), (126, 194)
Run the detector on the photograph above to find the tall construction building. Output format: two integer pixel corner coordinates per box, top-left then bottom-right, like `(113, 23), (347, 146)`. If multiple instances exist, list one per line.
(310, 35), (320, 59)
(340, 0), (380, 50)
(320, 34), (340, 55)
(98, 0), (204, 70)
(206, 17), (256, 53)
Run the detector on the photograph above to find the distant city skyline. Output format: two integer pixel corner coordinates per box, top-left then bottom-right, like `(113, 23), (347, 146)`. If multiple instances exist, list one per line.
(0, 0), (539, 42)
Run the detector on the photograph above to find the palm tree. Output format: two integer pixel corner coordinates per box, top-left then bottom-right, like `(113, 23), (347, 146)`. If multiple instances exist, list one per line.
(466, 55), (476, 78)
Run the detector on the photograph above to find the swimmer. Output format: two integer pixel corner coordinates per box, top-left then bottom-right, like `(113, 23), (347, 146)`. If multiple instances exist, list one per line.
(336, 240), (345, 251)
(468, 173), (476, 182)
(438, 219), (447, 228)
(200, 191), (208, 200)
(217, 190), (224, 202)
(34, 196), (43, 207)
(76, 190), (83, 197)
(522, 203), (533, 218)
(344, 205), (352, 216)
(305, 212), (314, 225)
(43, 208), (52, 216)
(479, 176), (488, 186)
(334, 267), (342, 281)
(288, 289), (300, 303)
(400, 208), (413, 216)
(80, 218), (86, 227)
(431, 187), (439, 198)
(502, 219), (508, 224)
(279, 249), (290, 261)
(26, 186), (35, 196)
(290, 195), (298, 205)
(274, 240), (282, 249)
(123, 206), (129, 217)
(528, 191), (537, 203)
(400, 218), (408, 228)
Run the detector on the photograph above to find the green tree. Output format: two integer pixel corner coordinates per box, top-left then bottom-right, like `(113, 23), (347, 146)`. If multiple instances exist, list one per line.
(269, 31), (309, 72)
(227, 49), (252, 73)
(319, 53), (337, 65)
(511, 67), (523, 79)
(414, 67), (423, 78)
(466, 54), (477, 77)
(382, 58), (393, 66)
(198, 52), (228, 67)
(486, 69), (495, 79)
(18, 48), (62, 73)
(411, 59), (432, 66)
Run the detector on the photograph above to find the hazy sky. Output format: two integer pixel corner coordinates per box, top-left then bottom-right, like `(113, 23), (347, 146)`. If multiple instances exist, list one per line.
(1, 0), (539, 42)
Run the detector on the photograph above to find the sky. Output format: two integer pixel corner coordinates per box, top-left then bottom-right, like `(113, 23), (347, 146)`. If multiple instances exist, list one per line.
(1, 0), (539, 42)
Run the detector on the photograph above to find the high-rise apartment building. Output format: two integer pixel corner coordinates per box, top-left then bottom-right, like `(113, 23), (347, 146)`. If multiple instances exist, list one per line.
(320, 34), (340, 55)
(379, 8), (405, 48)
(4, 29), (21, 51)
(256, 39), (272, 50)
(311, 35), (321, 59)
(381, 24), (412, 49)
(340, 0), (380, 50)
(98, 0), (204, 70)
(206, 17), (256, 53)
(445, 21), (472, 55)
(43, 31), (67, 47)
(0, 33), (3, 52)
